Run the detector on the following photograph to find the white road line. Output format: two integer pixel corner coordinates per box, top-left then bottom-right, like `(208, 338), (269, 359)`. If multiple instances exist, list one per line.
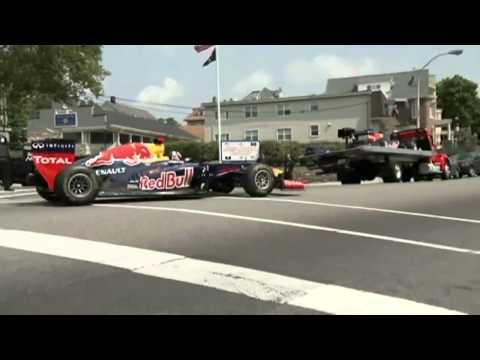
(217, 197), (480, 225)
(306, 179), (382, 187)
(0, 192), (37, 199)
(0, 188), (35, 194)
(94, 204), (480, 255)
(0, 229), (464, 315)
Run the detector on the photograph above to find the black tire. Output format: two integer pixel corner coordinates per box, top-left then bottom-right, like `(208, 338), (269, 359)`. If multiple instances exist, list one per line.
(242, 164), (275, 197)
(210, 180), (235, 194)
(401, 166), (415, 183)
(34, 171), (63, 203)
(337, 167), (361, 185)
(382, 162), (403, 183)
(468, 168), (477, 177)
(55, 166), (100, 206)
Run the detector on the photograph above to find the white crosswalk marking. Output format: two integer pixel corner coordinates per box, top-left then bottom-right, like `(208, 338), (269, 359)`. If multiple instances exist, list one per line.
(0, 229), (464, 315)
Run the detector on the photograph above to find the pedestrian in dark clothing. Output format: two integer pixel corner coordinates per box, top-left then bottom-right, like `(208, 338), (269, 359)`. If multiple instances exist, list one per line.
(0, 136), (13, 191)
(284, 153), (295, 180)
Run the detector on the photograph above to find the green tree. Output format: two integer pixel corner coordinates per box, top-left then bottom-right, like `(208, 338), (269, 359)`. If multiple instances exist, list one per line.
(158, 117), (180, 126)
(437, 75), (480, 133)
(0, 45), (110, 147)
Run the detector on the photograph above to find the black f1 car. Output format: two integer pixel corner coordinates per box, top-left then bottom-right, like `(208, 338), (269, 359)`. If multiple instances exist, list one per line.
(32, 139), (304, 205)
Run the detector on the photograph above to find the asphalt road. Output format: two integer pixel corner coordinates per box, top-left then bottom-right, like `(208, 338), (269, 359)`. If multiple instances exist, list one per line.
(1, 177), (480, 315)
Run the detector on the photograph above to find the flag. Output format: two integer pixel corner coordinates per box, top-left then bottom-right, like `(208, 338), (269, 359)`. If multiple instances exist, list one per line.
(194, 45), (214, 53)
(203, 48), (216, 67)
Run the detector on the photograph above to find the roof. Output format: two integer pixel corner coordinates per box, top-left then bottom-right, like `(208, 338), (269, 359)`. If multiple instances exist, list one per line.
(326, 69), (433, 99)
(101, 101), (156, 120)
(243, 87), (282, 101)
(104, 111), (197, 140)
(202, 91), (372, 108)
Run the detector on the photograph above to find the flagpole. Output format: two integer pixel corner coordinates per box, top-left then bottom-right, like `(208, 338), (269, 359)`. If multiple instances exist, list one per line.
(215, 45), (222, 163)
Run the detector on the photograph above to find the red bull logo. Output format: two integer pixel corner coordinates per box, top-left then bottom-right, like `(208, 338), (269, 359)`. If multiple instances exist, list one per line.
(139, 168), (194, 191)
(86, 143), (154, 168)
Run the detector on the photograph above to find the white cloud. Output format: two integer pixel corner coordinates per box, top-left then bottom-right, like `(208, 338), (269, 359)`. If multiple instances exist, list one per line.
(137, 77), (185, 104)
(233, 70), (274, 96)
(286, 55), (378, 88)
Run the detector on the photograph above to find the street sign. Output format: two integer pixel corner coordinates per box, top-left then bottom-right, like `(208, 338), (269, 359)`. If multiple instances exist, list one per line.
(222, 141), (259, 162)
(54, 111), (77, 128)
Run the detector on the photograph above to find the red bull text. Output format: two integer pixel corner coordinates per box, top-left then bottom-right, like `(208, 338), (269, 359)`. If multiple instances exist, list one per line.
(139, 167), (194, 191)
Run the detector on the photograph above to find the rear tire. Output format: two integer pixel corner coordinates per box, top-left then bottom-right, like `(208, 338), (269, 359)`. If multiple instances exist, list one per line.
(34, 171), (63, 203)
(55, 166), (99, 206)
(242, 164), (275, 197)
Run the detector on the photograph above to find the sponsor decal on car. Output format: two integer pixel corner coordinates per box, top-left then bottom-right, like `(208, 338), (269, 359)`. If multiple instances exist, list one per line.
(95, 167), (127, 176)
(139, 167), (194, 191)
(32, 155), (74, 165)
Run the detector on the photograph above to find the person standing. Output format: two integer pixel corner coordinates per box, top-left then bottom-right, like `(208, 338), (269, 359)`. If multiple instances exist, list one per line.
(0, 135), (13, 191)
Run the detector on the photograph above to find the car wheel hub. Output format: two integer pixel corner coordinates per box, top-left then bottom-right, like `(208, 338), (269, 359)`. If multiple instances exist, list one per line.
(67, 174), (92, 198)
(254, 170), (271, 191)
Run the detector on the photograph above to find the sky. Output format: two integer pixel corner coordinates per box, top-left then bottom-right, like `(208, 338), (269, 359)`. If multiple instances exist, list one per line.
(101, 45), (480, 122)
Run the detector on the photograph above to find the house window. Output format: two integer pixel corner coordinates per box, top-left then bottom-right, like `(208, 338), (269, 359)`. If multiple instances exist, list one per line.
(245, 105), (258, 118)
(310, 103), (319, 112)
(277, 104), (291, 116)
(131, 135), (142, 143)
(62, 132), (82, 144)
(309, 125), (319, 137)
(277, 128), (292, 141)
(119, 133), (131, 144)
(90, 132), (114, 144)
(30, 111), (40, 120)
(215, 133), (230, 141)
(245, 129), (259, 141)
(215, 111), (229, 120)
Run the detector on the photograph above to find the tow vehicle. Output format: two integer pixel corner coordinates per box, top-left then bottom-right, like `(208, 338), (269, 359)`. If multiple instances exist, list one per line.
(302, 127), (452, 184)
(32, 139), (304, 205)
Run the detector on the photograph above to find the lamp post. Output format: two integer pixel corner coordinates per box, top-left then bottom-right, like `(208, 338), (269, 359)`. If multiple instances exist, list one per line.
(409, 49), (463, 129)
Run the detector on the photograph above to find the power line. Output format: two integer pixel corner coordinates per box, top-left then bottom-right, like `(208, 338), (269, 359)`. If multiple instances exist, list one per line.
(98, 95), (193, 110)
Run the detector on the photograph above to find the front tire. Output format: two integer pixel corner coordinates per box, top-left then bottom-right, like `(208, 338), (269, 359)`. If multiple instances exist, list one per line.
(55, 166), (99, 206)
(242, 164), (275, 197)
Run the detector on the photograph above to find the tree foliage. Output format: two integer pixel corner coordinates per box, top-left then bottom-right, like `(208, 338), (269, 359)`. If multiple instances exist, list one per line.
(437, 75), (480, 133)
(0, 45), (110, 147)
(158, 117), (180, 127)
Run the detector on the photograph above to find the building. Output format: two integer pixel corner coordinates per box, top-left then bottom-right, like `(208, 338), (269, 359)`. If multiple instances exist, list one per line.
(28, 101), (198, 155)
(202, 87), (393, 143)
(183, 107), (206, 141)
(326, 69), (442, 130)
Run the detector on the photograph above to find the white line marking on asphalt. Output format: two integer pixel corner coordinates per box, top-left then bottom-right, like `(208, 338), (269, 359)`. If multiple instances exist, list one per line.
(0, 229), (464, 315)
(216, 197), (480, 225)
(306, 179), (382, 187)
(0, 192), (37, 199)
(94, 204), (480, 255)
(0, 188), (35, 194)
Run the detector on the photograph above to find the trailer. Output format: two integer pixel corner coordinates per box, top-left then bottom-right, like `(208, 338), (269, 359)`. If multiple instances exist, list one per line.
(302, 127), (451, 184)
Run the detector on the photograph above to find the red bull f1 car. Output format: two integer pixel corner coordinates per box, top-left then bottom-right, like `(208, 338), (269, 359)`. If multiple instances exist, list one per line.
(31, 139), (304, 205)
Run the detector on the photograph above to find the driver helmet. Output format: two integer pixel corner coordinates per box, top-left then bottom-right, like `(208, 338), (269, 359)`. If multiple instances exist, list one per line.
(154, 136), (166, 145)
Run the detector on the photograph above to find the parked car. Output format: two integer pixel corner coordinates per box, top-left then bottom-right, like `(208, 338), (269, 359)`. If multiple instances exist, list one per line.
(449, 152), (480, 178)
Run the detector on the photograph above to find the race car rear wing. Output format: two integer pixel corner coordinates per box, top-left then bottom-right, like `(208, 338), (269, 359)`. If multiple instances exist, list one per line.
(31, 139), (76, 191)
